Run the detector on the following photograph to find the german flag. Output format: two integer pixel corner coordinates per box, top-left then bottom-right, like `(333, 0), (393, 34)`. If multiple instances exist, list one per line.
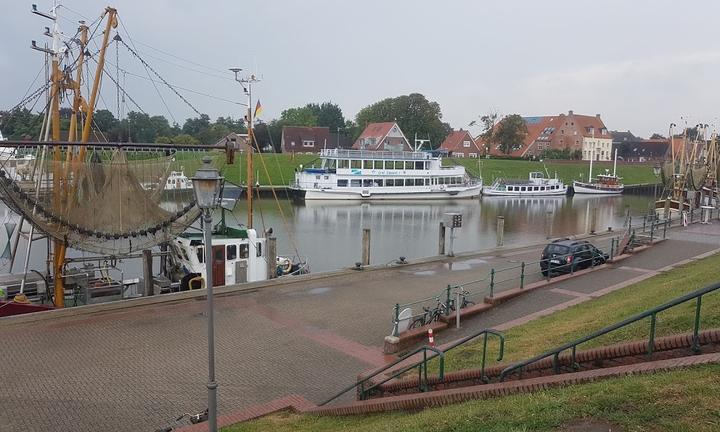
(254, 100), (263, 119)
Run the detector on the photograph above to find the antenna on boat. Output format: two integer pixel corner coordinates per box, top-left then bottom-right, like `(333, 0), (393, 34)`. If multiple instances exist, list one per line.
(413, 134), (430, 152)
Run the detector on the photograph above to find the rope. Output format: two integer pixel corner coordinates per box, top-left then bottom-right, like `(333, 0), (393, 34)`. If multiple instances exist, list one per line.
(117, 37), (202, 117)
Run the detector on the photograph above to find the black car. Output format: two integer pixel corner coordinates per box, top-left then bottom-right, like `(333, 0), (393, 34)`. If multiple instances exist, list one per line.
(540, 239), (609, 277)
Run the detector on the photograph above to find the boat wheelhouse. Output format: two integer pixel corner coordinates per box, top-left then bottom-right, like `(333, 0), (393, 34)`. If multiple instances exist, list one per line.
(483, 172), (567, 196)
(290, 148), (482, 200)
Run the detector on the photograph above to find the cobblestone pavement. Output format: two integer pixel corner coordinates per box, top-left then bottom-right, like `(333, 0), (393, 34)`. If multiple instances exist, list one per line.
(1, 225), (718, 431)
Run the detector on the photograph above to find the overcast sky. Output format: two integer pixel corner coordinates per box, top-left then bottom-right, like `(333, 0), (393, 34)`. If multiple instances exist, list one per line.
(2, 0), (720, 138)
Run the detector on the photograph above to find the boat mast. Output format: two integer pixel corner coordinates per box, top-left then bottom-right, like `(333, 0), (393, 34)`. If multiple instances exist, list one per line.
(589, 146), (594, 181)
(613, 148), (618, 177)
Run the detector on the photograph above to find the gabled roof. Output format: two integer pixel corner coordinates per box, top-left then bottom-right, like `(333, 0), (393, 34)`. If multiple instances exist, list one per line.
(440, 130), (481, 152)
(352, 121), (411, 151)
(572, 114), (611, 139)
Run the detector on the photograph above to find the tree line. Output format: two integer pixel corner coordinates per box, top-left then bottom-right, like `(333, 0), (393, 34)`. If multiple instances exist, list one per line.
(1, 93), (535, 153)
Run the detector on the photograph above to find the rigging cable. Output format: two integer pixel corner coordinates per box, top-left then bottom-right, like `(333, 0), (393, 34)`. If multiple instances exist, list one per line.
(115, 15), (177, 124)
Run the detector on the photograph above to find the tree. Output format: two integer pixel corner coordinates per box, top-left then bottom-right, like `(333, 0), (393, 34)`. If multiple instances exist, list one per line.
(494, 114), (527, 154)
(355, 93), (448, 148)
(307, 102), (345, 131)
(279, 106), (318, 127)
(0, 109), (43, 139)
(93, 109), (118, 133)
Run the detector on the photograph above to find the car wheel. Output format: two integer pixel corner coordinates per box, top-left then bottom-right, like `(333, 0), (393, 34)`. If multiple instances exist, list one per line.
(541, 269), (549, 277)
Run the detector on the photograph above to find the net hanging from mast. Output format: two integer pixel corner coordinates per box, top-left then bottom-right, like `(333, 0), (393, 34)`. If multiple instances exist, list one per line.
(0, 145), (226, 255)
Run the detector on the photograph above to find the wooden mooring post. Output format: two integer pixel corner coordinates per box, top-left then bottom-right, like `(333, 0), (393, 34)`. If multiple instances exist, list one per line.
(438, 222), (446, 255)
(362, 228), (371, 266)
(496, 216), (505, 247)
(267, 237), (277, 279)
(142, 249), (153, 296)
(545, 210), (553, 239)
(590, 207), (598, 234)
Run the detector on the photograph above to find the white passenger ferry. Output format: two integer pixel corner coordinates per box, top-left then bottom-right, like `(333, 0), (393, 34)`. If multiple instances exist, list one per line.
(290, 149), (482, 200)
(483, 172), (567, 196)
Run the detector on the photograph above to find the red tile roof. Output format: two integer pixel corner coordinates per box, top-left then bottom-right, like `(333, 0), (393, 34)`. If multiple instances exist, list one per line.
(352, 122), (411, 151)
(439, 130), (481, 153)
(281, 126), (332, 152)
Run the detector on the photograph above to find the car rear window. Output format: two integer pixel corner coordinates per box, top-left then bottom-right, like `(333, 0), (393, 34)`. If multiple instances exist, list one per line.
(545, 244), (570, 255)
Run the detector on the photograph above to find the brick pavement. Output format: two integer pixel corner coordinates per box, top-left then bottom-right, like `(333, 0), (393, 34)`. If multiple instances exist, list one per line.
(1, 224), (719, 431)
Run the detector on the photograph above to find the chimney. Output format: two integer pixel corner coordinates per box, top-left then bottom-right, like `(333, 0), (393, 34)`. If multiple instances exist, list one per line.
(568, 110), (573, 115)
(596, 114), (601, 118)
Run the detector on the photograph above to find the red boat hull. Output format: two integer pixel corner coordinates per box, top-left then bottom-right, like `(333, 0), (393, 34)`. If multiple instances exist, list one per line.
(0, 301), (55, 317)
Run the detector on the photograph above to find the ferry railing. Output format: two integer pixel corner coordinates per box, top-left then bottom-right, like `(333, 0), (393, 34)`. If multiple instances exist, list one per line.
(320, 328), (504, 406)
(499, 281), (720, 381)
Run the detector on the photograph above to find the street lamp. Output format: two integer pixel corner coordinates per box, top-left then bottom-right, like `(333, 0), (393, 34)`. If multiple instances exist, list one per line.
(191, 156), (224, 432)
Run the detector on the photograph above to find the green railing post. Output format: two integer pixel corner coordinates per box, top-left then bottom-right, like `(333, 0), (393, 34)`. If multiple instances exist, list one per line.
(481, 332), (489, 382)
(445, 284), (453, 316)
(643, 214), (647, 232)
(552, 352), (560, 374)
(648, 313), (657, 356)
(421, 349), (428, 392)
(650, 219), (655, 242)
(489, 268), (495, 298)
(520, 262), (526, 289)
(392, 303), (400, 336)
(692, 296), (702, 353)
(610, 237), (615, 261)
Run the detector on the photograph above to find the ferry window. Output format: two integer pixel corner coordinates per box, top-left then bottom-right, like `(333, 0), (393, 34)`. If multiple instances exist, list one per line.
(521, 186), (526, 192)
(338, 160), (349, 169)
(405, 161), (414, 170)
(374, 179), (383, 187)
(351, 160), (361, 169)
(363, 160), (373, 169)
(415, 161), (424, 170)
(425, 178), (430, 185)
(257, 242), (263, 257)
(337, 179), (348, 187)
(197, 246), (204, 263)
(227, 244), (237, 260)
(239, 244), (249, 259)
(315, 175), (321, 180)
(363, 179), (373, 187)
(541, 186), (546, 191)
(374, 160), (383, 169)
(396, 179), (404, 186)
(326, 159), (336, 169)
(324, 175), (329, 180)
(351, 179), (361, 187)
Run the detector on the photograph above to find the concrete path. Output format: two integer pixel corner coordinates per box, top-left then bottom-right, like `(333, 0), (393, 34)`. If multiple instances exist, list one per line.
(1, 223), (719, 432)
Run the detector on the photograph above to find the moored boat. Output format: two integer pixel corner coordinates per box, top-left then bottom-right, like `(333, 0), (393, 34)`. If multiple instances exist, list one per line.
(290, 148), (482, 200)
(573, 148), (624, 194)
(483, 171), (567, 196)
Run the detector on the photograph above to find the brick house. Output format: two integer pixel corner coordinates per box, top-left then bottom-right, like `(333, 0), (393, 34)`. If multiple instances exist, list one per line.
(281, 126), (332, 153)
(439, 129), (481, 157)
(479, 111), (613, 160)
(352, 122), (412, 151)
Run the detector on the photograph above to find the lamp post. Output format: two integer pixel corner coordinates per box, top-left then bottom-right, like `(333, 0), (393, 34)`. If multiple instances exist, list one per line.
(191, 156), (224, 432)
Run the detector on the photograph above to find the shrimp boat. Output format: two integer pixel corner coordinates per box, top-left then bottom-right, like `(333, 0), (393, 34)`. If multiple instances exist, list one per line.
(573, 149), (624, 194)
(483, 171), (567, 196)
(290, 148), (482, 200)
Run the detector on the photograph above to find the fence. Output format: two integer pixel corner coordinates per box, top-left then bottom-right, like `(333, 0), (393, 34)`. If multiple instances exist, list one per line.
(391, 216), (674, 337)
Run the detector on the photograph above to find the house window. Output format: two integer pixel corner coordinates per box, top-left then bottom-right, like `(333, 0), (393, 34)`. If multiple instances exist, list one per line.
(455, 152), (464, 157)
(463, 140), (471, 148)
(469, 153), (478, 158)
(302, 140), (314, 147)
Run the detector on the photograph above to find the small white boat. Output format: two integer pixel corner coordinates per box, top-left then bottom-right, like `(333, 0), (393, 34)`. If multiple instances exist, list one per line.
(573, 149), (624, 194)
(290, 148), (482, 200)
(483, 171), (567, 196)
(142, 170), (193, 192)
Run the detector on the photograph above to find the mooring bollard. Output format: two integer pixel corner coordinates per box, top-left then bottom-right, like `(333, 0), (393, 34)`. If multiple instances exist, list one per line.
(392, 303), (400, 336)
(496, 216), (505, 247)
(489, 268), (495, 298)
(445, 285), (452, 316)
(545, 210), (553, 239)
(520, 262), (526, 289)
(362, 228), (371, 266)
(438, 221), (446, 256)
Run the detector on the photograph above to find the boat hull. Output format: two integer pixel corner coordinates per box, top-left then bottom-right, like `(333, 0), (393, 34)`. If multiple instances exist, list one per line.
(572, 181), (623, 195)
(482, 188), (567, 197)
(292, 184), (482, 200)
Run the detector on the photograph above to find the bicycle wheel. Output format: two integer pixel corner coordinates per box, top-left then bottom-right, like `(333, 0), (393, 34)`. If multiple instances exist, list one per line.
(409, 317), (425, 329)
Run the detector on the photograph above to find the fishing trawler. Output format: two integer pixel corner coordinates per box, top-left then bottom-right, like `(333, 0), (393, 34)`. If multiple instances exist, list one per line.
(290, 148), (482, 200)
(573, 149), (624, 194)
(483, 171), (567, 196)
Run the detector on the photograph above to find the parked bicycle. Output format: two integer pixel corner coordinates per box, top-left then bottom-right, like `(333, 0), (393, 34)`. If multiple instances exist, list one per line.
(449, 287), (475, 311)
(408, 298), (448, 329)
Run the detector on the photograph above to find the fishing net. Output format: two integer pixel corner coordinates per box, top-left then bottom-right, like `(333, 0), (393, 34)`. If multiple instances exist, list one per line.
(0, 145), (227, 255)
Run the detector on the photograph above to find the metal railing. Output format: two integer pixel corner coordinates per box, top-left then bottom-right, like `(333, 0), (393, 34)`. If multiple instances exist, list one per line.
(390, 216), (675, 337)
(499, 280), (720, 381)
(320, 328), (504, 406)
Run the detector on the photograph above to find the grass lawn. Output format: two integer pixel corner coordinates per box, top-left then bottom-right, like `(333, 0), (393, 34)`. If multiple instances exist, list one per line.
(186, 152), (658, 187)
(224, 364), (720, 432)
(225, 253), (720, 432)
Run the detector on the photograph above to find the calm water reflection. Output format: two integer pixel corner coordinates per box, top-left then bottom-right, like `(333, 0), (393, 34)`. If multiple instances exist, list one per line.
(232, 194), (654, 273)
